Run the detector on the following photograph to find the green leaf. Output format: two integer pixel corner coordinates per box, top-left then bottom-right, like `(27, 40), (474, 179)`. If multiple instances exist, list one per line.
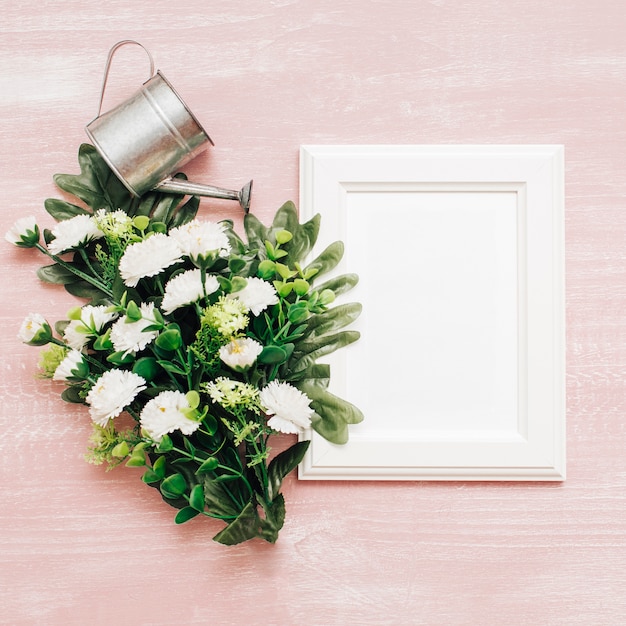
(212, 501), (260, 545)
(156, 435), (174, 453)
(290, 330), (360, 372)
(169, 194), (200, 228)
(304, 303), (362, 339)
(267, 440), (310, 501)
(313, 273), (359, 297)
(203, 477), (242, 518)
(106, 351), (135, 366)
(258, 493), (286, 543)
(155, 328), (183, 351)
(53, 144), (133, 213)
(243, 213), (269, 251)
(64, 280), (108, 303)
(189, 484), (205, 512)
(157, 360), (187, 376)
(142, 469), (161, 484)
(132, 357), (160, 381)
(258, 345), (288, 365)
(304, 241), (344, 281)
(61, 386), (84, 403)
(295, 383), (364, 444)
(37, 263), (80, 285)
(196, 457), (219, 474)
(44, 198), (90, 221)
(160, 473), (187, 498)
(175, 506), (201, 524)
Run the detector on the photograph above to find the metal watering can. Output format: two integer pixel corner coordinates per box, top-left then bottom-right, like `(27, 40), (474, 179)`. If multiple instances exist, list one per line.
(85, 40), (252, 212)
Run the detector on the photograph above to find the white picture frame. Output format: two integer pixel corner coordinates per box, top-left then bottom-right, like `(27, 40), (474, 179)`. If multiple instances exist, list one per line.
(298, 145), (565, 481)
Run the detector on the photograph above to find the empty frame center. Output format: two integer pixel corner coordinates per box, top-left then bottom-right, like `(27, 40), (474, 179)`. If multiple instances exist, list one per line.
(344, 187), (520, 440)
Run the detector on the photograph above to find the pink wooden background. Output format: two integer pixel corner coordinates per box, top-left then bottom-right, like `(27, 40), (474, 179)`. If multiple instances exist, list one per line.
(1, 1), (625, 624)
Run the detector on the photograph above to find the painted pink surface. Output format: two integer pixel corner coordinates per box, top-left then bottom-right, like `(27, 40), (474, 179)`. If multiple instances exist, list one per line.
(1, 1), (625, 624)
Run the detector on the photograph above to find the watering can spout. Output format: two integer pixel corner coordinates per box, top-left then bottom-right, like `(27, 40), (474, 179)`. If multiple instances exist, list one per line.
(155, 178), (253, 213)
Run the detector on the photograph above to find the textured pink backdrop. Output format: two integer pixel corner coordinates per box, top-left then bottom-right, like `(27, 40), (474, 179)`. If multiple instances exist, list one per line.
(1, 1), (625, 625)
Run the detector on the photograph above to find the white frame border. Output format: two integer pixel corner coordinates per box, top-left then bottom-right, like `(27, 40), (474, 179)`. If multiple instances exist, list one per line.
(298, 145), (565, 481)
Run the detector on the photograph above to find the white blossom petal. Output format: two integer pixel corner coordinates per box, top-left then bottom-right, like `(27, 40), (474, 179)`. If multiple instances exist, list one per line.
(169, 219), (230, 260)
(5, 216), (39, 247)
(260, 380), (313, 434)
(118, 233), (183, 287)
(161, 268), (219, 315)
(53, 350), (86, 382)
(231, 277), (278, 316)
(139, 390), (200, 442)
(47, 214), (104, 255)
(110, 302), (159, 356)
(219, 337), (263, 372)
(86, 369), (146, 426)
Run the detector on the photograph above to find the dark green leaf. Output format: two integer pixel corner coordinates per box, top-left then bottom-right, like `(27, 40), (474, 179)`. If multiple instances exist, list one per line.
(160, 473), (188, 498)
(258, 345), (288, 364)
(44, 198), (90, 220)
(212, 501), (260, 545)
(61, 386), (85, 404)
(169, 195), (200, 228)
(196, 457), (219, 474)
(189, 484), (205, 512)
(267, 440), (310, 501)
(175, 506), (201, 524)
(290, 330), (360, 372)
(313, 272), (359, 297)
(303, 303), (362, 339)
(304, 241), (344, 281)
(203, 477), (242, 518)
(132, 357), (161, 381)
(37, 263), (80, 285)
(64, 280), (107, 303)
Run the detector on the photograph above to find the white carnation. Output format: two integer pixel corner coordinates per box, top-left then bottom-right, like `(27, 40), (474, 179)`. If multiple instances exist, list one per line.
(139, 390), (201, 442)
(110, 302), (159, 356)
(5, 216), (39, 247)
(118, 233), (183, 287)
(161, 268), (219, 315)
(47, 214), (104, 255)
(18, 313), (49, 343)
(63, 305), (118, 350)
(231, 277), (278, 316)
(86, 369), (146, 426)
(260, 380), (313, 434)
(219, 337), (263, 372)
(169, 219), (230, 261)
(53, 350), (86, 382)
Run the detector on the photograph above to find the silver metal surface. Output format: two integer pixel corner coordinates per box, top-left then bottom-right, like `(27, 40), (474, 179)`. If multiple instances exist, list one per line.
(85, 41), (252, 212)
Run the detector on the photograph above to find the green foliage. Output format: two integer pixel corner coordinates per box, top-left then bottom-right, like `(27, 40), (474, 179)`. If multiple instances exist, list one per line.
(14, 146), (363, 545)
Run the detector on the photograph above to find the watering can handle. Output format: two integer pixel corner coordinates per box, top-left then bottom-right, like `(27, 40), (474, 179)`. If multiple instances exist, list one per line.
(96, 40), (155, 117)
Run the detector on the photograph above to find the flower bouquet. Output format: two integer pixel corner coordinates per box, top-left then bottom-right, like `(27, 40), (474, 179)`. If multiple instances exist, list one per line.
(7, 144), (362, 545)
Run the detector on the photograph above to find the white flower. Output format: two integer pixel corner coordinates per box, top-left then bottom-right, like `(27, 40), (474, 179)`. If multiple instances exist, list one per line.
(5, 216), (39, 247)
(86, 369), (146, 426)
(169, 219), (230, 262)
(110, 302), (160, 356)
(219, 337), (263, 372)
(161, 268), (219, 315)
(18, 313), (52, 345)
(260, 380), (313, 434)
(118, 233), (183, 287)
(63, 305), (118, 350)
(139, 390), (201, 442)
(53, 350), (87, 382)
(47, 214), (104, 255)
(231, 277), (278, 316)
